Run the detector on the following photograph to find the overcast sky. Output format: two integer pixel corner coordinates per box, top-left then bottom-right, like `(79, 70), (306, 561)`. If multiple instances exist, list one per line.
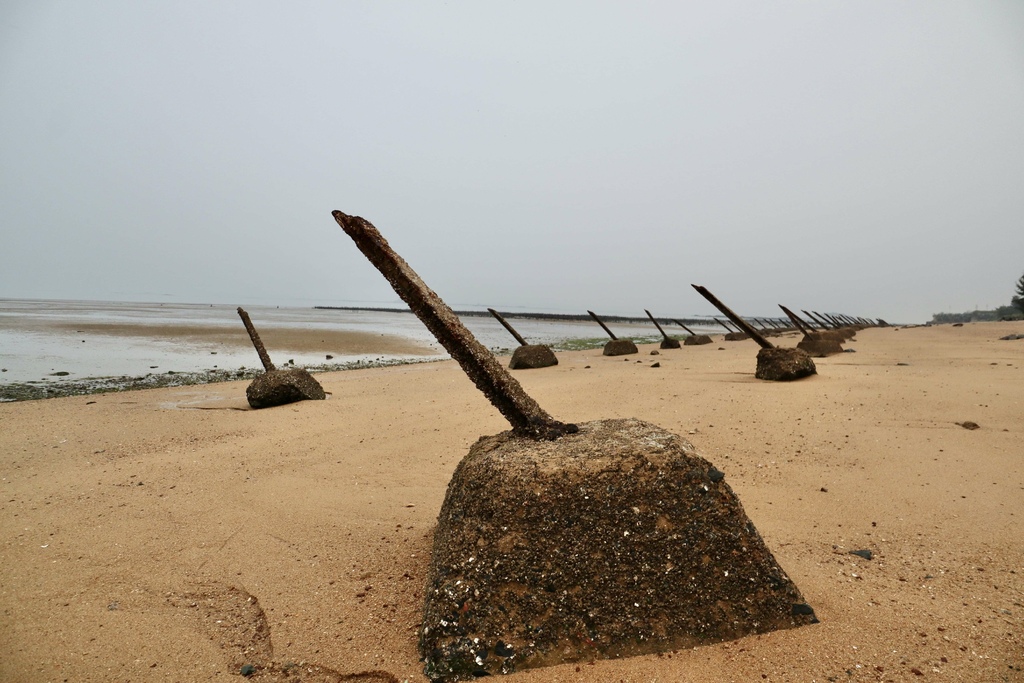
(2, 2), (1023, 323)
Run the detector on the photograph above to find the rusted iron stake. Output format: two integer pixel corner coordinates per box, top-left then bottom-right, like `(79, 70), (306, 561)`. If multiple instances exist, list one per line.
(487, 308), (528, 347)
(806, 311), (837, 329)
(802, 310), (825, 328)
(691, 285), (774, 350)
(333, 211), (576, 440)
(778, 305), (812, 336)
(644, 309), (673, 341)
(714, 317), (735, 333)
(237, 307), (276, 371)
(587, 310), (618, 340)
(673, 320), (697, 336)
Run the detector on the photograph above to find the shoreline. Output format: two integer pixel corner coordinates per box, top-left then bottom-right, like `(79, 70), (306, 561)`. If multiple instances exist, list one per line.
(0, 335), (674, 402)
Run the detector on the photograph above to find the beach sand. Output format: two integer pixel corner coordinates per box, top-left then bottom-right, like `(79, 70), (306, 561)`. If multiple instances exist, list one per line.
(1, 323), (1022, 682)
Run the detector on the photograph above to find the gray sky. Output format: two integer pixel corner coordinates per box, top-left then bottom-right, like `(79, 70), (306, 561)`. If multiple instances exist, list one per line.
(2, 2), (1023, 323)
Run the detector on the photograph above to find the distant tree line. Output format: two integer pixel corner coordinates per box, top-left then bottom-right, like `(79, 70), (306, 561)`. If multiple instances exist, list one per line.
(931, 307), (1021, 324)
(931, 272), (1024, 323)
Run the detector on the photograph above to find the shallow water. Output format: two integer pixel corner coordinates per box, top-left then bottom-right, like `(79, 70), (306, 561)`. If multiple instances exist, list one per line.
(0, 299), (713, 386)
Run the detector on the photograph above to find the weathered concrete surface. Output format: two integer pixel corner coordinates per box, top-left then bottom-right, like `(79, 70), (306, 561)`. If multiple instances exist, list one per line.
(245, 368), (326, 409)
(723, 332), (749, 342)
(683, 334), (714, 346)
(796, 333), (844, 357)
(659, 337), (682, 349)
(420, 418), (816, 681)
(508, 345), (558, 370)
(603, 339), (639, 356)
(754, 347), (817, 381)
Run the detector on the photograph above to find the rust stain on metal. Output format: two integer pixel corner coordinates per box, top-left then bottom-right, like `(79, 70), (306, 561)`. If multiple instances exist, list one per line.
(237, 307), (276, 371)
(332, 211), (576, 440)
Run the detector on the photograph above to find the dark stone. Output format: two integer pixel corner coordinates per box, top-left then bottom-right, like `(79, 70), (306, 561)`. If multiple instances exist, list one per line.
(240, 664), (256, 677)
(245, 368), (326, 409)
(50, 371), (70, 376)
(602, 339), (638, 356)
(650, 350), (660, 355)
(420, 418), (815, 681)
(650, 362), (661, 368)
(1000, 334), (1024, 341)
(958, 421), (980, 430)
(723, 332), (749, 342)
(659, 338), (681, 349)
(850, 549), (873, 561)
(508, 345), (558, 370)
(952, 323), (963, 327)
(683, 335), (713, 346)
(843, 348), (857, 353)
(754, 348), (817, 382)
(790, 603), (818, 622)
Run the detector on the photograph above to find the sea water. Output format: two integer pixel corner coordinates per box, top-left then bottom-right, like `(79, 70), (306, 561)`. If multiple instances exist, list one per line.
(0, 299), (713, 385)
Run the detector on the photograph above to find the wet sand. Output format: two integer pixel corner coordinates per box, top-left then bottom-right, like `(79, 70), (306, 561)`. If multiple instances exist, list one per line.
(1, 322), (1022, 682)
(37, 320), (437, 357)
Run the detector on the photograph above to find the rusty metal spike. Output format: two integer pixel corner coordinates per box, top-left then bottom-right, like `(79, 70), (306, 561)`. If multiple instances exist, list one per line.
(805, 311), (835, 329)
(487, 308), (528, 347)
(778, 305), (811, 336)
(587, 310), (618, 340)
(823, 313), (843, 328)
(644, 309), (672, 341)
(714, 317), (734, 333)
(673, 319), (696, 336)
(332, 211), (576, 440)
(801, 310), (822, 328)
(691, 285), (774, 350)
(237, 307), (276, 371)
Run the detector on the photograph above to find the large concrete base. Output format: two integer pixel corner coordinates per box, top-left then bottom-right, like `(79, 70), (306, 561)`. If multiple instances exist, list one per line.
(796, 333), (844, 357)
(723, 332), (749, 341)
(602, 339), (638, 356)
(683, 334), (713, 346)
(419, 418), (816, 681)
(508, 345), (558, 369)
(754, 347), (817, 381)
(245, 368), (326, 409)
(659, 338), (681, 349)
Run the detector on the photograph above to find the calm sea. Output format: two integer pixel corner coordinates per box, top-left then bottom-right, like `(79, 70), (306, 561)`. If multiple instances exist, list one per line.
(0, 299), (712, 385)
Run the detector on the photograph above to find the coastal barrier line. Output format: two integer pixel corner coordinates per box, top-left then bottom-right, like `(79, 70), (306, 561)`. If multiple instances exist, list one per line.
(313, 306), (738, 327)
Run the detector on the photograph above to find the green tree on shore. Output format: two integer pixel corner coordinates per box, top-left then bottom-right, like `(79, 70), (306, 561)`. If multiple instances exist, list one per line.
(1014, 272), (1024, 315)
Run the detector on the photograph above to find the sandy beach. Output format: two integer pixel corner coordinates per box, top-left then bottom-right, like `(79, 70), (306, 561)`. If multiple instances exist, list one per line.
(1, 322), (1022, 682)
